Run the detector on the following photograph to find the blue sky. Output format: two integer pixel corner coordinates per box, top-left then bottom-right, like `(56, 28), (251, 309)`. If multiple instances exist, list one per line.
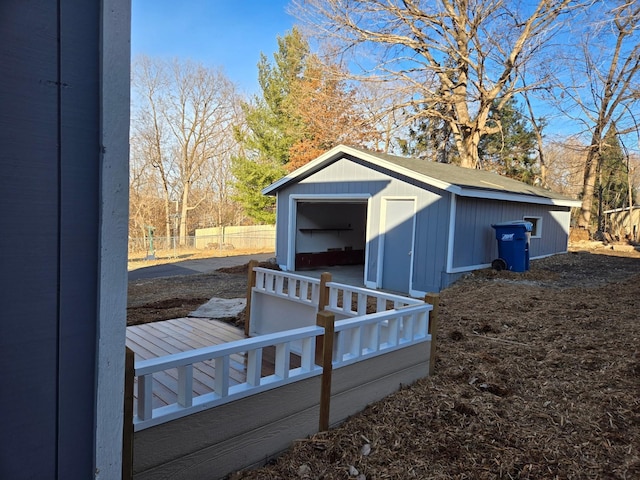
(131, 0), (295, 95)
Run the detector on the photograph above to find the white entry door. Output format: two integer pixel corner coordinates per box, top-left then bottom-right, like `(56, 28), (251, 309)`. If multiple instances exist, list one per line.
(381, 199), (415, 293)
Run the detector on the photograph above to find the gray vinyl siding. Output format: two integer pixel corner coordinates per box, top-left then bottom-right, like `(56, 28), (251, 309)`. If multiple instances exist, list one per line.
(1, 2), (102, 477)
(272, 154), (573, 294)
(411, 190), (451, 294)
(452, 197), (572, 268)
(275, 157), (452, 291)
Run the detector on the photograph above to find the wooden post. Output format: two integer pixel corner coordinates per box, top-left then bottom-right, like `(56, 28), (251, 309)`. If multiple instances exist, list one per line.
(317, 310), (335, 431)
(425, 293), (440, 376)
(122, 347), (135, 480)
(318, 272), (332, 312)
(244, 260), (259, 336)
(315, 272), (332, 366)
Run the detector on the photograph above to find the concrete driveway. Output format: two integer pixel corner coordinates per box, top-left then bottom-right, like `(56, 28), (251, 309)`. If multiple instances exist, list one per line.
(128, 253), (275, 281)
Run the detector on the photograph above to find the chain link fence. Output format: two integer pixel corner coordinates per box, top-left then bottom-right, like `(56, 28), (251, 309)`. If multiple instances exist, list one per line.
(129, 225), (276, 255)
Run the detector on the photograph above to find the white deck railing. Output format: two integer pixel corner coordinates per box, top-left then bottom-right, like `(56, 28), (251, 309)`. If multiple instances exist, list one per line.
(333, 303), (430, 367)
(133, 268), (433, 431)
(325, 281), (424, 317)
(253, 268), (321, 306)
(134, 325), (323, 431)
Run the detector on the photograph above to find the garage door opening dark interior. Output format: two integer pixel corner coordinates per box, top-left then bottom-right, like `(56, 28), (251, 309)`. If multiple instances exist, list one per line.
(295, 201), (367, 269)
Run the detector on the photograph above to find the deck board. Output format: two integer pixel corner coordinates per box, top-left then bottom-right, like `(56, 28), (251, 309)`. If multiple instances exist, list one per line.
(127, 318), (248, 409)
(126, 317), (303, 413)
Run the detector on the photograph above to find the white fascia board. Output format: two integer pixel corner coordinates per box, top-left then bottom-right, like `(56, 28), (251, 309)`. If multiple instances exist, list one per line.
(457, 187), (581, 207)
(262, 146), (350, 195)
(262, 144), (461, 196)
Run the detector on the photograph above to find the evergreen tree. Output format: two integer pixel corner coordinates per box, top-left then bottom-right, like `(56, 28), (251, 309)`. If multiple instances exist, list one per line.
(231, 28), (309, 223)
(595, 126), (632, 231)
(478, 98), (539, 184)
(232, 28), (373, 223)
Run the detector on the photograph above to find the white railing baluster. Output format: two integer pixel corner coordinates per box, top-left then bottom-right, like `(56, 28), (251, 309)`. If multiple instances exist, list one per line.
(329, 286), (339, 310)
(388, 317), (399, 347)
(214, 356), (229, 397)
(288, 278), (297, 299)
(357, 292), (367, 316)
(364, 323), (380, 353)
(246, 348), (263, 386)
(422, 311), (430, 337)
(274, 342), (290, 379)
(137, 374), (153, 421)
(275, 275), (284, 295)
(350, 326), (361, 358)
(177, 365), (193, 408)
(402, 314), (414, 342)
(300, 336), (315, 371)
(343, 289), (353, 315)
(256, 270), (265, 290)
(299, 281), (308, 301)
(334, 330), (344, 362)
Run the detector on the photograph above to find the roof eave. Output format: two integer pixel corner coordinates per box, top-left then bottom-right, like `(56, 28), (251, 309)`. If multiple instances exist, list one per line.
(262, 144), (581, 207)
(457, 188), (582, 207)
(262, 144), (461, 196)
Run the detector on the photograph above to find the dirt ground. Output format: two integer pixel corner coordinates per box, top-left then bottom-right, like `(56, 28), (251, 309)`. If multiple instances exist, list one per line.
(127, 243), (640, 479)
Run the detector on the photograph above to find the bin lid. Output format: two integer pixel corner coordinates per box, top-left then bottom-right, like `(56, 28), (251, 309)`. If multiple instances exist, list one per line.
(491, 220), (533, 232)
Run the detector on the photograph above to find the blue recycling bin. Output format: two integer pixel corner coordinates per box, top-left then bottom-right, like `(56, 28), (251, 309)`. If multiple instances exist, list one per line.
(491, 221), (533, 272)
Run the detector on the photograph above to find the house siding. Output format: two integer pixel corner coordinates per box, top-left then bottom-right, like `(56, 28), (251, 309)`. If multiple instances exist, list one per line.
(1, 2), (129, 478)
(452, 197), (572, 269)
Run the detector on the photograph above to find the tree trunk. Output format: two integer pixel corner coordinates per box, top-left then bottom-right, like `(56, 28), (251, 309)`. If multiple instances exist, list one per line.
(457, 130), (481, 169)
(179, 183), (190, 246)
(577, 147), (600, 230)
(163, 197), (171, 242)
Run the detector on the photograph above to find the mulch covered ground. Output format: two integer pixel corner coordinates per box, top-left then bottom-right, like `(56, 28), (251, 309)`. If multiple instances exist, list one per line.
(127, 246), (640, 479)
(232, 248), (640, 479)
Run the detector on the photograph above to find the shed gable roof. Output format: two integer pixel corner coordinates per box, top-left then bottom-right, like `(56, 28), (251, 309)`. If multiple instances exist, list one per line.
(263, 145), (581, 207)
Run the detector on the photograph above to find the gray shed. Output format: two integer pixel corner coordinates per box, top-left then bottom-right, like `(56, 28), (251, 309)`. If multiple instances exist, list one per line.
(263, 145), (580, 296)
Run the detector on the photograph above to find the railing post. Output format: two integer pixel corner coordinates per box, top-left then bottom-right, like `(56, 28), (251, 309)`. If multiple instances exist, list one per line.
(318, 272), (332, 311)
(122, 347), (134, 480)
(245, 260), (259, 336)
(317, 310), (335, 431)
(425, 293), (440, 376)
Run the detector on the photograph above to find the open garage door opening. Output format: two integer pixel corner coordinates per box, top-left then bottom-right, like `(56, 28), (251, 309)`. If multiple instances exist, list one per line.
(294, 200), (368, 270)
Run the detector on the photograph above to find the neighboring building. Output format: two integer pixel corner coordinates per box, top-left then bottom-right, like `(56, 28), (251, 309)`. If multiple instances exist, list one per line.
(1, 2), (130, 479)
(604, 206), (640, 242)
(264, 145), (581, 295)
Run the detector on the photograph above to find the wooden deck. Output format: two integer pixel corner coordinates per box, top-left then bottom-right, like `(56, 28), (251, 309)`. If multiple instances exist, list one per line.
(126, 318), (301, 410)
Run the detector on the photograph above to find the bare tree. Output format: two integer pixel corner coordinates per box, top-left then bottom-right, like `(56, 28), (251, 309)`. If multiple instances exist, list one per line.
(131, 56), (242, 245)
(543, 138), (588, 198)
(292, 0), (575, 168)
(551, 1), (640, 230)
(540, 1), (640, 229)
(131, 56), (174, 240)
